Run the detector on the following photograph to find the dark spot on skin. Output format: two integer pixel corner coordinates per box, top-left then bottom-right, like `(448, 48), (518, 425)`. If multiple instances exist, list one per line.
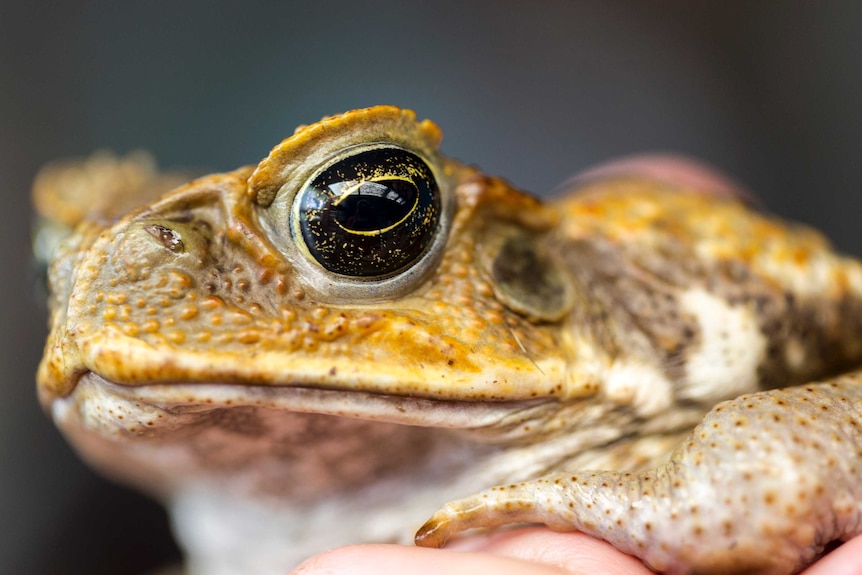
(145, 224), (184, 253)
(195, 407), (267, 437)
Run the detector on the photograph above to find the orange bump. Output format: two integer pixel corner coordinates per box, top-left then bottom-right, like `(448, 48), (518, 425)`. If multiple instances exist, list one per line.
(200, 296), (225, 310)
(237, 330), (261, 344)
(167, 331), (186, 344)
(106, 293), (127, 305)
(122, 323), (140, 337)
(179, 305), (199, 320)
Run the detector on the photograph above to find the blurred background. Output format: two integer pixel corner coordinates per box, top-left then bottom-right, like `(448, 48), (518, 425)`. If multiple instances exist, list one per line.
(2, 1), (861, 573)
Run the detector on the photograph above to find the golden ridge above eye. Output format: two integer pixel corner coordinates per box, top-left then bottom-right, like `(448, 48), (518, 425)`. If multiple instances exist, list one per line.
(293, 146), (441, 278)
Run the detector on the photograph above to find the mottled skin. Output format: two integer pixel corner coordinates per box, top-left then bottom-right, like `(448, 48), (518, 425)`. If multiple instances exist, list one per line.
(35, 107), (862, 574)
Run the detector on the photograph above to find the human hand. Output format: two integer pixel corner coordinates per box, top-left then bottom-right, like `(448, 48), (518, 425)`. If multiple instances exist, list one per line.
(291, 528), (652, 575)
(292, 526), (862, 574)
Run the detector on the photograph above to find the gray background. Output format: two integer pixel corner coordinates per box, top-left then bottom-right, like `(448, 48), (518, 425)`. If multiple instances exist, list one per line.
(2, 1), (861, 573)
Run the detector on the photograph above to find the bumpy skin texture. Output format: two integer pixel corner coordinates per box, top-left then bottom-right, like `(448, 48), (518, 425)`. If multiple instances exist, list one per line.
(35, 107), (862, 574)
(417, 378), (862, 574)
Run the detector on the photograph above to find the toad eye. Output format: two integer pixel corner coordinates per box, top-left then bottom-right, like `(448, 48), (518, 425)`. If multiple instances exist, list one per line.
(293, 147), (441, 278)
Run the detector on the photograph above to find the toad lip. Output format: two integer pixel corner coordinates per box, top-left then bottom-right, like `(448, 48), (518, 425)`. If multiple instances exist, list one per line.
(54, 370), (549, 433)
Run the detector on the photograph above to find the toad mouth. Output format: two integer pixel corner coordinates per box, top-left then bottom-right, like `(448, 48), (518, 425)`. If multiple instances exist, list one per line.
(54, 370), (550, 433)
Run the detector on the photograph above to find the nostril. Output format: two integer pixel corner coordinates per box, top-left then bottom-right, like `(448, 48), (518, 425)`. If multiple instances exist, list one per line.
(145, 224), (184, 253)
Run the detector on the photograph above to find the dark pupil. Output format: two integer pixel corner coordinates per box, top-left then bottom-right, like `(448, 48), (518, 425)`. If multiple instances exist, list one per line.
(331, 180), (417, 232)
(297, 147), (440, 277)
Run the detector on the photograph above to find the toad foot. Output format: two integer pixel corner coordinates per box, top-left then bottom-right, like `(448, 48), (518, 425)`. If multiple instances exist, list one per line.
(418, 376), (862, 574)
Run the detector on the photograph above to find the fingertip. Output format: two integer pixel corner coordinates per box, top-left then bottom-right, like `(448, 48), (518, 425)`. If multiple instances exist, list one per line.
(292, 529), (652, 575)
(290, 541), (568, 575)
(801, 536), (862, 575)
(453, 527), (654, 575)
(565, 153), (754, 203)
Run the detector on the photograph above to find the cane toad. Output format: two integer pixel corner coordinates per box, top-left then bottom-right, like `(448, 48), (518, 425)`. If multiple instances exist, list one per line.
(35, 106), (862, 574)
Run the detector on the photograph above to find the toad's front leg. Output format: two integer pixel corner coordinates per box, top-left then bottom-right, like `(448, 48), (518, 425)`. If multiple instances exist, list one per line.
(416, 374), (862, 574)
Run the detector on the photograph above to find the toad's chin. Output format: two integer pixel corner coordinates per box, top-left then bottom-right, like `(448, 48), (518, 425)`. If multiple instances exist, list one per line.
(49, 371), (551, 573)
